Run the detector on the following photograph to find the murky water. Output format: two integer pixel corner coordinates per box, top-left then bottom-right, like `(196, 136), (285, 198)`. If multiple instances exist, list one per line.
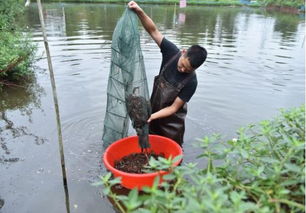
(0, 3), (304, 213)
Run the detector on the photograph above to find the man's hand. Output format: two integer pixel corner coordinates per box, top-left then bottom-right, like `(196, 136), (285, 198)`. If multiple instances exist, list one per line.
(128, 1), (142, 13)
(147, 114), (156, 123)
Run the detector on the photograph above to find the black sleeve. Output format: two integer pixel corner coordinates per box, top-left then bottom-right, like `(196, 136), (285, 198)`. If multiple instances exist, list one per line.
(178, 78), (197, 103)
(160, 37), (180, 63)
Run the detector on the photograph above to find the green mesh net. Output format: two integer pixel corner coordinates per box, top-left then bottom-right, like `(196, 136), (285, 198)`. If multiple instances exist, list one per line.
(102, 8), (150, 148)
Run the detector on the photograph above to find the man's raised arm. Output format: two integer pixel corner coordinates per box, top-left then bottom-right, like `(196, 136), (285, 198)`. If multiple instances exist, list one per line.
(128, 1), (163, 47)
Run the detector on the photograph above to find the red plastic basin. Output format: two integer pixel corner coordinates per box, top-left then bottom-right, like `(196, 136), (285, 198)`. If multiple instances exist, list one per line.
(103, 134), (183, 190)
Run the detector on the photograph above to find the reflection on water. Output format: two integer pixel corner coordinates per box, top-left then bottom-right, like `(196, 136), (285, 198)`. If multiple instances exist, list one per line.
(0, 76), (47, 164)
(0, 111), (46, 162)
(1, 3), (304, 213)
(0, 74), (44, 112)
(0, 198), (4, 210)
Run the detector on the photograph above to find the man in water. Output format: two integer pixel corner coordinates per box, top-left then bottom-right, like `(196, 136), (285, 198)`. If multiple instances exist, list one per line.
(128, 1), (207, 146)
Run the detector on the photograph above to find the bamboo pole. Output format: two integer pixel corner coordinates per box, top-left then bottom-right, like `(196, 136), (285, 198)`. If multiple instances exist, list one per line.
(36, 1), (70, 213)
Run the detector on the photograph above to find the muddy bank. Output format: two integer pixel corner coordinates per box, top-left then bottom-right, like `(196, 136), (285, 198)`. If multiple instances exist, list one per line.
(267, 5), (304, 14)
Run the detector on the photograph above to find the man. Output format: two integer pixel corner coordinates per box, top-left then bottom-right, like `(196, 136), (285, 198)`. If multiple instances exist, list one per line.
(128, 1), (207, 146)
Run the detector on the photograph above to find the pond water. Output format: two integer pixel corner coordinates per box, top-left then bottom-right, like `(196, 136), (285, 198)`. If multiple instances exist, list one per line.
(0, 2), (304, 213)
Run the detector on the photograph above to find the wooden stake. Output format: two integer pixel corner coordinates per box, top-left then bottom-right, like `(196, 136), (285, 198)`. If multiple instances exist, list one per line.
(36, 1), (70, 212)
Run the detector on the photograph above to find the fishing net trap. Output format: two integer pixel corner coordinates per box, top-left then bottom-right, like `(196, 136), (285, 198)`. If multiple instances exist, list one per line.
(102, 8), (151, 149)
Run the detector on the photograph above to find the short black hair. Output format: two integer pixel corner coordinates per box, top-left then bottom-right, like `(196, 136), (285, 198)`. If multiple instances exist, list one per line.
(186, 45), (207, 69)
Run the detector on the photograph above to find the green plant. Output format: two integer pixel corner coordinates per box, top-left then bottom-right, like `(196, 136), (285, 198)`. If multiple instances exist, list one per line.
(97, 105), (305, 212)
(0, 0), (37, 87)
(0, 0), (23, 30)
(200, 106), (305, 212)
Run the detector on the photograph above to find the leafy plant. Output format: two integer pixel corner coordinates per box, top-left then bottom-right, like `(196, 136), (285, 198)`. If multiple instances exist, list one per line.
(0, 0), (37, 88)
(97, 105), (305, 212)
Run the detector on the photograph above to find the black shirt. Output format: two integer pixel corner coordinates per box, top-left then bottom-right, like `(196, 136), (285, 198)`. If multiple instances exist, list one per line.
(159, 38), (197, 103)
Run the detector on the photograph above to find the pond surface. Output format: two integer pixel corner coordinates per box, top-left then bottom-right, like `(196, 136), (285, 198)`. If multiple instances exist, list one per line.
(0, 3), (304, 213)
